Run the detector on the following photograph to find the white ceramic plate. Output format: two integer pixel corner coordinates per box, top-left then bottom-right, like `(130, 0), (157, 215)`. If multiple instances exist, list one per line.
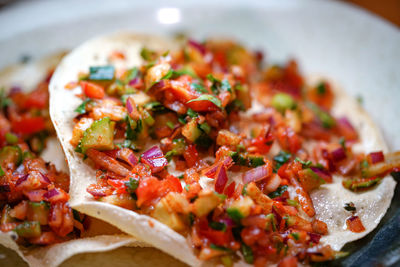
(0, 0), (399, 266)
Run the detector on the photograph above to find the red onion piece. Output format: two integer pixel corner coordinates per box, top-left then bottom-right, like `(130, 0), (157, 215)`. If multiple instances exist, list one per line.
(87, 187), (107, 198)
(116, 148), (138, 167)
(40, 173), (51, 184)
(308, 232), (321, 244)
(44, 188), (60, 199)
(128, 77), (139, 86)
(310, 167), (332, 183)
(215, 165), (228, 193)
(243, 165), (272, 184)
(188, 39), (206, 55)
(218, 217), (235, 227)
(141, 146), (168, 173)
(15, 174), (29, 187)
(369, 151), (384, 164)
(337, 117), (358, 141)
(25, 189), (47, 202)
(203, 157), (233, 178)
(330, 147), (346, 162)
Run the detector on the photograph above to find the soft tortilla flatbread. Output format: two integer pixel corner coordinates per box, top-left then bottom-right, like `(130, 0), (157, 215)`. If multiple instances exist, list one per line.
(49, 33), (395, 266)
(0, 52), (187, 267)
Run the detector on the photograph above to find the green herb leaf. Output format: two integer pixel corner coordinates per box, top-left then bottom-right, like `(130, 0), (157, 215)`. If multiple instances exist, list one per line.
(249, 156), (265, 167)
(209, 221), (227, 232)
(187, 94), (222, 109)
(295, 157), (312, 168)
(89, 66), (115, 81)
(0, 166), (5, 176)
(144, 101), (166, 113)
(273, 151), (291, 170)
(0, 89), (11, 109)
(307, 102), (336, 129)
(210, 244), (231, 252)
(140, 47), (156, 61)
(268, 185), (288, 199)
(344, 202), (356, 212)
(290, 232), (300, 240)
(187, 108), (198, 118)
(316, 82), (326, 95)
(74, 99), (92, 114)
(227, 208), (243, 223)
(241, 243), (254, 264)
(221, 79), (232, 92)
(125, 177), (139, 193)
(190, 83), (208, 93)
(123, 67), (139, 84)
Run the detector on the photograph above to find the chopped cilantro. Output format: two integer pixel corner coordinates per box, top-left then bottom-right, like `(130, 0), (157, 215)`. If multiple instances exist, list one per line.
(187, 94), (222, 108)
(344, 202), (356, 212)
(190, 83), (208, 93)
(125, 177), (139, 193)
(273, 151), (291, 170)
(123, 67), (139, 84)
(0, 89), (11, 109)
(144, 101), (166, 113)
(140, 47), (156, 61)
(209, 221), (227, 232)
(221, 79), (232, 92)
(290, 232), (300, 240)
(268, 185), (288, 199)
(227, 208), (243, 223)
(184, 184), (190, 191)
(242, 184), (248, 195)
(295, 157), (312, 168)
(316, 82), (326, 95)
(241, 243), (254, 264)
(74, 99), (92, 114)
(210, 244), (231, 252)
(187, 108), (198, 118)
(0, 166), (4, 176)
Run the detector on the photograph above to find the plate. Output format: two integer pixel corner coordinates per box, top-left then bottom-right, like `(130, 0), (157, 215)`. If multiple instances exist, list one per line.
(0, 0), (399, 266)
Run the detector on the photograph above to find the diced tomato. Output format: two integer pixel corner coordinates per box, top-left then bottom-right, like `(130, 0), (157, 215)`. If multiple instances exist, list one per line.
(24, 84), (48, 109)
(136, 177), (162, 207)
(186, 100), (219, 112)
(278, 256), (298, 267)
(198, 221), (231, 246)
(80, 81), (105, 99)
(250, 136), (273, 154)
(12, 115), (46, 135)
(107, 179), (127, 194)
(183, 145), (199, 168)
(346, 216), (365, 233)
(161, 176), (183, 194)
(224, 181), (236, 198)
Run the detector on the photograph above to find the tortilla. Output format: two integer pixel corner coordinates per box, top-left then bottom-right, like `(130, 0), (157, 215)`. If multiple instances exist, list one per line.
(49, 33), (395, 266)
(306, 75), (396, 250)
(0, 53), (187, 267)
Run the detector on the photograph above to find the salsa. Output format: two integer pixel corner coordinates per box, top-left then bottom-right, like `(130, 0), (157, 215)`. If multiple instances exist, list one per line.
(0, 73), (84, 245)
(69, 38), (400, 266)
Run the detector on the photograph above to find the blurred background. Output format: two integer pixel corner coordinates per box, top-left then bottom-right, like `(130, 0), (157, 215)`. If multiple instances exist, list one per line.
(0, 0), (399, 27)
